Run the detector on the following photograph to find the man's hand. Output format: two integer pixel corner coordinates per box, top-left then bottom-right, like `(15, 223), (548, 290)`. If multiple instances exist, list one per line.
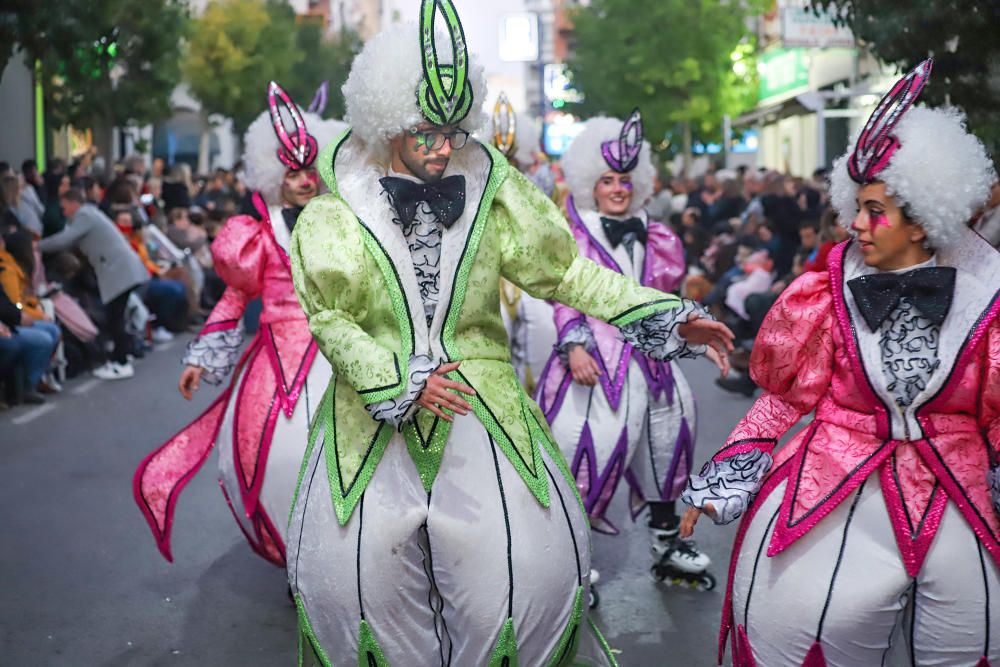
(705, 345), (730, 378)
(416, 361), (476, 423)
(568, 346), (601, 386)
(678, 314), (735, 363)
(0, 323), (11, 338)
(179, 365), (205, 400)
(20, 313), (35, 326)
(679, 503), (717, 539)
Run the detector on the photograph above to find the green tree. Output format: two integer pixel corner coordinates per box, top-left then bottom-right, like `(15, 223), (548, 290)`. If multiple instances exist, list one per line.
(2, 0), (188, 165)
(283, 21), (361, 121)
(808, 0), (1000, 158)
(566, 0), (764, 171)
(183, 0), (301, 140)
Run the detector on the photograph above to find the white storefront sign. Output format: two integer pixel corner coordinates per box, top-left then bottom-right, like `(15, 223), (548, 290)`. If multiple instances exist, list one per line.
(782, 6), (855, 49)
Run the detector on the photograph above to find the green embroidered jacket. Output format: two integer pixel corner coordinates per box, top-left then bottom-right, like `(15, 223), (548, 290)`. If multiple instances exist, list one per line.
(290, 130), (683, 525)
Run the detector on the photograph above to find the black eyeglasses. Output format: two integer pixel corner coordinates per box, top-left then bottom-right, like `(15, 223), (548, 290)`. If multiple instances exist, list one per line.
(409, 128), (470, 151)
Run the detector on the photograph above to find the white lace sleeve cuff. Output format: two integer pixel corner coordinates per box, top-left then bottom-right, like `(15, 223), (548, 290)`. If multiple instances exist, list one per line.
(620, 299), (710, 361)
(988, 464), (1000, 519)
(681, 449), (774, 525)
(556, 323), (596, 364)
(182, 329), (245, 385)
(365, 354), (437, 429)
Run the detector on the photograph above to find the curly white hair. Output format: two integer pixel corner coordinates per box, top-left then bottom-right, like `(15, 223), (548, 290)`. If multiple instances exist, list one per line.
(830, 106), (995, 250)
(561, 116), (656, 215)
(341, 22), (487, 155)
(242, 109), (347, 206)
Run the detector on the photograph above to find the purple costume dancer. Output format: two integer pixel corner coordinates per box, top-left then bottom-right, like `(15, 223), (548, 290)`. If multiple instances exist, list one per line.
(537, 111), (715, 590)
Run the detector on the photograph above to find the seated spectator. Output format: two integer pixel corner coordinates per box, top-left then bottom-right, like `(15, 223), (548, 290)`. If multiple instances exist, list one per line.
(42, 172), (71, 237)
(0, 174), (28, 235)
(111, 207), (188, 341)
(706, 178), (746, 226)
(166, 207), (224, 309)
(39, 188), (149, 380)
(725, 249), (775, 322)
(161, 163), (194, 213)
(166, 207), (211, 268)
(687, 172), (720, 221)
(755, 221), (781, 259)
(761, 175), (803, 275)
(74, 175), (105, 207)
(0, 233), (59, 402)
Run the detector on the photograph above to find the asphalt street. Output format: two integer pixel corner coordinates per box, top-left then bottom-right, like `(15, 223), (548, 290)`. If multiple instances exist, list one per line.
(2, 336), (754, 666)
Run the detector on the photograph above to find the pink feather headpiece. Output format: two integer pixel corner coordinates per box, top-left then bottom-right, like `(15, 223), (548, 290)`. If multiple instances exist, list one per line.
(267, 81), (319, 171)
(847, 58), (933, 184)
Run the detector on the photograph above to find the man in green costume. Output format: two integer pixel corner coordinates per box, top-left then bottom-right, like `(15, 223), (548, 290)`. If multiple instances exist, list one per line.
(287, 2), (733, 664)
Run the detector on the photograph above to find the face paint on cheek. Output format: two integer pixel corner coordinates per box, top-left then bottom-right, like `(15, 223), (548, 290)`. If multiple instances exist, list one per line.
(413, 135), (433, 156)
(305, 171), (319, 187)
(871, 212), (891, 229)
(621, 182), (633, 192)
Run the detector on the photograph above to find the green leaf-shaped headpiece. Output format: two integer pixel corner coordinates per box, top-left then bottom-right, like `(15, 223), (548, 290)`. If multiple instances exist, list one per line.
(417, 0), (474, 127)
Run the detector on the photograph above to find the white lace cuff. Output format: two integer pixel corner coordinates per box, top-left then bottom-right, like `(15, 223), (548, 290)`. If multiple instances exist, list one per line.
(620, 299), (710, 361)
(183, 328), (245, 385)
(988, 464), (1000, 519)
(556, 323), (596, 364)
(365, 354), (437, 429)
(681, 449), (773, 525)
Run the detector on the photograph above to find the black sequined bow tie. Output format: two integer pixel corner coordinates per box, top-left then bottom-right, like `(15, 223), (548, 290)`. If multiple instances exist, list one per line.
(847, 266), (956, 331)
(601, 216), (647, 248)
(281, 206), (303, 234)
(379, 175), (466, 229)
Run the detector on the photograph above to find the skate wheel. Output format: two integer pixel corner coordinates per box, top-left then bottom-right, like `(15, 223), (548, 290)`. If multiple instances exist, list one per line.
(698, 572), (717, 591)
(589, 587), (600, 609)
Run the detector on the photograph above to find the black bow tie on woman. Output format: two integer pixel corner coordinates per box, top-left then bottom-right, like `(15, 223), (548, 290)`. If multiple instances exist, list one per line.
(847, 266), (956, 332)
(601, 216), (647, 248)
(379, 175), (467, 229)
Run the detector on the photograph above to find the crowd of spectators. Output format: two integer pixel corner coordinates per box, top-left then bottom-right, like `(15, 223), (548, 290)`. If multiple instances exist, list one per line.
(653, 164), (849, 397)
(0, 151), (244, 409)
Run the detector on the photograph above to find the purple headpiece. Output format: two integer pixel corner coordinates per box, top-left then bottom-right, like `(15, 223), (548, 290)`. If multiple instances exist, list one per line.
(847, 59), (933, 184)
(307, 81), (329, 116)
(601, 108), (643, 174)
(267, 81), (319, 171)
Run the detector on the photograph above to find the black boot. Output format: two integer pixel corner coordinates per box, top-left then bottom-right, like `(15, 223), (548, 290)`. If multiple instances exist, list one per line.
(715, 372), (756, 397)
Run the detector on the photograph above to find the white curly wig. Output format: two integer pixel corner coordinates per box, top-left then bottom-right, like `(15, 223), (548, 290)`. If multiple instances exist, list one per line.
(242, 109), (347, 206)
(561, 116), (656, 215)
(342, 21), (488, 152)
(830, 106), (995, 250)
(481, 111), (542, 167)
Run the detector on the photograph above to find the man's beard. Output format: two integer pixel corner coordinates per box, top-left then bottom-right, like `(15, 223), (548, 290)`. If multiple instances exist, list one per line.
(400, 150), (449, 183)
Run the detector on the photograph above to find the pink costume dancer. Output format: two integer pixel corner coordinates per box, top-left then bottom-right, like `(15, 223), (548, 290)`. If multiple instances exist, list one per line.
(134, 83), (345, 566)
(538, 111), (713, 590)
(683, 60), (1000, 665)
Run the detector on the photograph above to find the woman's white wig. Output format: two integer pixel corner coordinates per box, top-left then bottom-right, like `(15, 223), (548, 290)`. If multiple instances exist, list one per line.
(242, 109), (347, 206)
(830, 106), (995, 249)
(561, 116), (656, 215)
(342, 21), (488, 152)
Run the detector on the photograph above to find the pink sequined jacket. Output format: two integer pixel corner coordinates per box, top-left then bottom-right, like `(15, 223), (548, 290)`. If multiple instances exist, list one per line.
(684, 233), (1000, 657)
(134, 192), (317, 565)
